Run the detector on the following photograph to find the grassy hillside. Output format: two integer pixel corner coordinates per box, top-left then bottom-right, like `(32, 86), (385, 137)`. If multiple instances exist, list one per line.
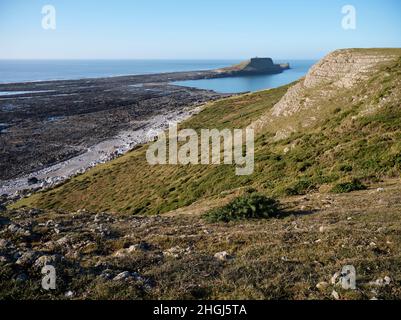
(14, 49), (401, 215)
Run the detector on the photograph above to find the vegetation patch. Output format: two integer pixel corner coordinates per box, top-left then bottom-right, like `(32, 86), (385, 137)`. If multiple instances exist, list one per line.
(331, 179), (368, 194)
(204, 193), (281, 222)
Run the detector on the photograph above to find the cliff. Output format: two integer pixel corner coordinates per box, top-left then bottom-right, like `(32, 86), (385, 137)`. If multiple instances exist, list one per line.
(251, 48), (401, 139)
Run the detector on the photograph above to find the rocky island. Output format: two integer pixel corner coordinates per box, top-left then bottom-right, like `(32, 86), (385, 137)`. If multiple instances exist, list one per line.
(216, 57), (290, 76)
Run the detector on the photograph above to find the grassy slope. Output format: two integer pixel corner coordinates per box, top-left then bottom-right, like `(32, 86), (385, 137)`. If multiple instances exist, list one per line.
(14, 49), (401, 215)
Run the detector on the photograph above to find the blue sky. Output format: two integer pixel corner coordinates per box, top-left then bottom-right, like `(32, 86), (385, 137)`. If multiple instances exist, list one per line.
(0, 0), (400, 59)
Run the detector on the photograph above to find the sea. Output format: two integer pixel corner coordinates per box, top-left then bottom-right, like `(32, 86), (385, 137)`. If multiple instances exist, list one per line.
(0, 59), (317, 93)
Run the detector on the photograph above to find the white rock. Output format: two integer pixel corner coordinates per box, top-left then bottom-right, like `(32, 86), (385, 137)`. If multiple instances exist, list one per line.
(316, 281), (329, 290)
(331, 272), (341, 285)
(163, 246), (191, 258)
(331, 290), (340, 300)
(369, 276), (391, 287)
(113, 271), (132, 281)
(214, 251), (232, 261)
(65, 291), (74, 298)
(113, 271), (142, 282)
(16, 251), (36, 266)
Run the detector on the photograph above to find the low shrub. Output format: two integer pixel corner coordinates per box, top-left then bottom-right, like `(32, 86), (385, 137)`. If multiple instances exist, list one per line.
(204, 193), (281, 223)
(331, 179), (367, 193)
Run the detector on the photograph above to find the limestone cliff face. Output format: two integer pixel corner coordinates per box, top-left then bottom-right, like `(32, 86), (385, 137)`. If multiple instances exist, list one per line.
(250, 49), (401, 139)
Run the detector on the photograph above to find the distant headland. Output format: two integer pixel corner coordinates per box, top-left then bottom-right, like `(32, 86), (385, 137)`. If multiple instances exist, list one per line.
(215, 57), (290, 77)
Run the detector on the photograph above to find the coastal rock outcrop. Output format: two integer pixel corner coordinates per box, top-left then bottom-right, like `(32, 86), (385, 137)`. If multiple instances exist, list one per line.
(216, 57), (289, 76)
(250, 49), (400, 137)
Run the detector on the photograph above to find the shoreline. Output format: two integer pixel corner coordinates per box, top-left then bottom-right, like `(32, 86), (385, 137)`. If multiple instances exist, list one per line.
(0, 103), (206, 198)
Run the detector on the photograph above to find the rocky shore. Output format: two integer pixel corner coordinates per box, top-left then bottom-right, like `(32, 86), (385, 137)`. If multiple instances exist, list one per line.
(0, 74), (227, 199)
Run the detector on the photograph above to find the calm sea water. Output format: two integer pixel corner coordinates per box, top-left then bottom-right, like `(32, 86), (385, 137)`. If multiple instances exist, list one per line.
(173, 60), (317, 93)
(0, 59), (317, 93)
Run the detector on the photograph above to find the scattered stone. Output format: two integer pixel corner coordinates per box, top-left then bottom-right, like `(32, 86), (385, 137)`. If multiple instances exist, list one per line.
(100, 269), (114, 280)
(45, 220), (54, 227)
(65, 291), (75, 298)
(56, 236), (70, 246)
(214, 251), (232, 261)
(376, 188), (384, 192)
(163, 246), (191, 258)
(331, 272), (341, 285)
(316, 281), (329, 291)
(331, 290), (340, 300)
(113, 271), (132, 281)
(8, 224), (20, 233)
(16, 251), (37, 266)
(113, 271), (142, 282)
(7, 223), (31, 237)
(369, 276), (391, 287)
(94, 212), (112, 223)
(127, 242), (151, 252)
(34, 254), (63, 269)
(114, 242), (152, 257)
(319, 226), (327, 233)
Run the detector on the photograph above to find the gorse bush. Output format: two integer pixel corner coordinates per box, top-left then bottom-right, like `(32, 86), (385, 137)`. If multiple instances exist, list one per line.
(204, 193), (281, 223)
(331, 179), (367, 193)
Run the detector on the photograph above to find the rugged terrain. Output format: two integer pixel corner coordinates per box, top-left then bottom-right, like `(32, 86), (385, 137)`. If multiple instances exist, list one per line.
(1, 48), (401, 300)
(1, 179), (401, 299)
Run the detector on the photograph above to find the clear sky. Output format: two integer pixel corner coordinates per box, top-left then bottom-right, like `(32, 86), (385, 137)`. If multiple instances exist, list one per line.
(0, 0), (400, 59)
